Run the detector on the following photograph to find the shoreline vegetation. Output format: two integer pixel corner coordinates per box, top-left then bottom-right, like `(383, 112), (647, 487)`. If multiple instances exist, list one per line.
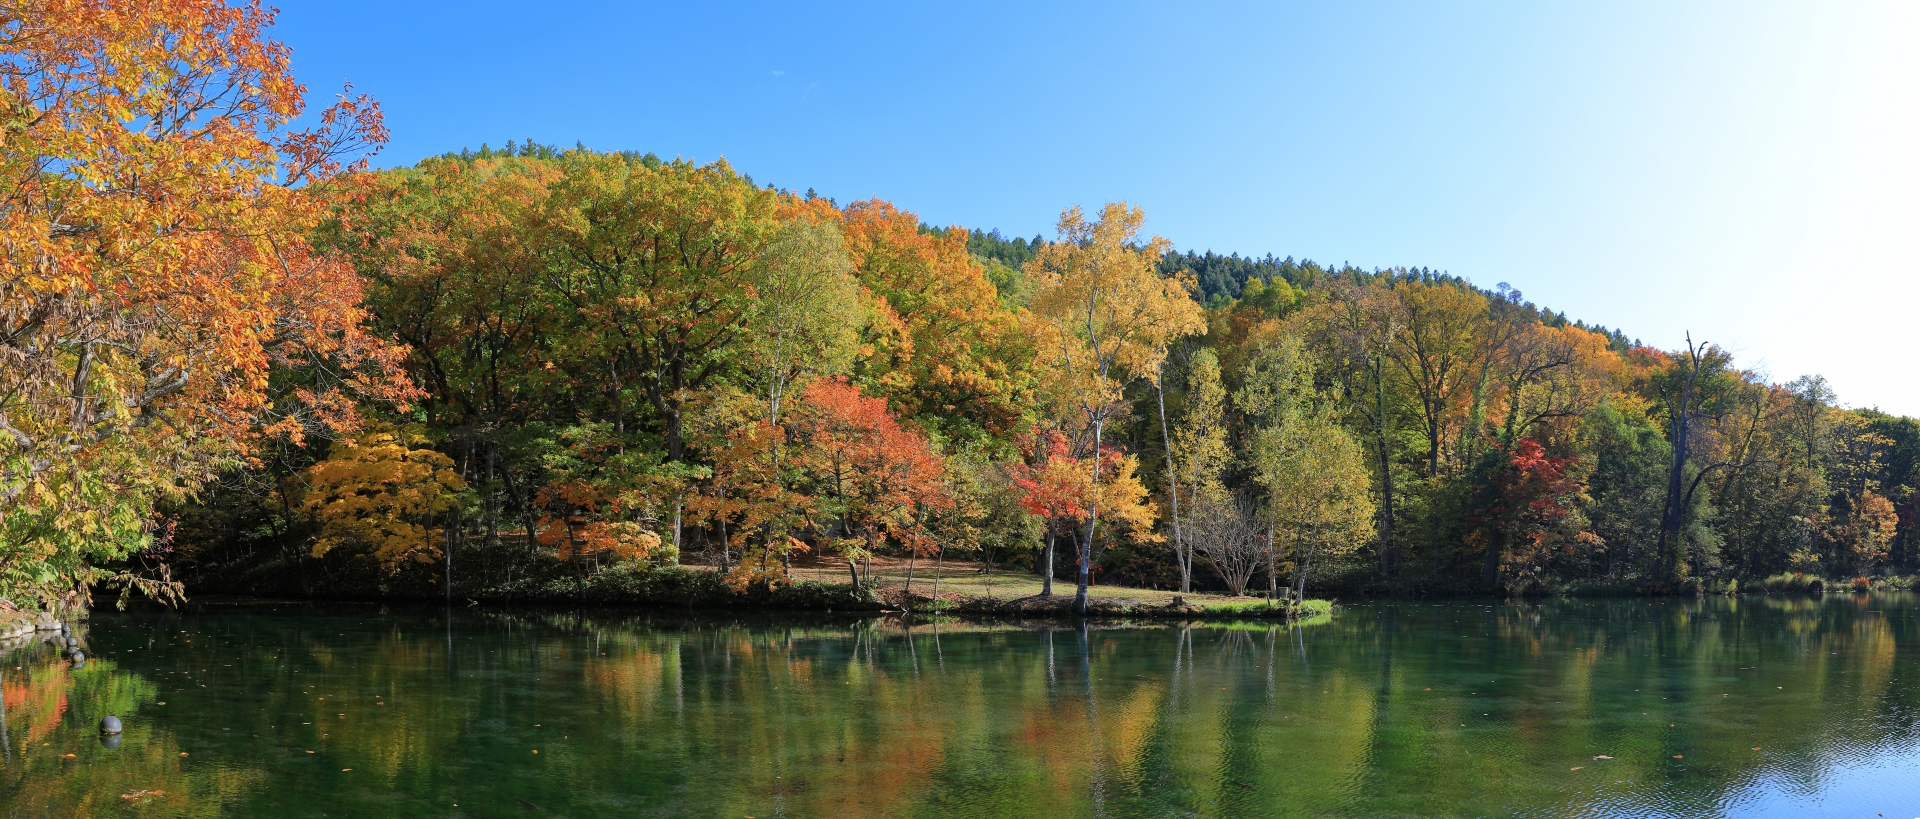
(10, 5), (1920, 624)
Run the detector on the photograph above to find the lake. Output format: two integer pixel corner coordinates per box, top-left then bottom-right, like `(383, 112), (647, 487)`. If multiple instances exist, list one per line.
(2, 596), (1916, 818)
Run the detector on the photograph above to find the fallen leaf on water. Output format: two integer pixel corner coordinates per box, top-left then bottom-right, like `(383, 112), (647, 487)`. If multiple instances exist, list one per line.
(62, 753), (75, 759)
(1753, 747), (1761, 751)
(179, 752), (188, 757)
(1673, 754), (1684, 759)
(1571, 766), (1584, 771)
(1594, 755), (1613, 760)
(342, 768), (351, 772)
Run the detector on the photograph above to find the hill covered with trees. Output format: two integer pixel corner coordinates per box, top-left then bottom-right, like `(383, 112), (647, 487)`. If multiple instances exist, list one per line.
(7, 4), (1916, 615)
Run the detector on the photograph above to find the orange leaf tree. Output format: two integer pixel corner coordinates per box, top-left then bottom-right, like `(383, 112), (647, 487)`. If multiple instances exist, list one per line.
(837, 200), (1032, 442)
(1010, 430), (1157, 597)
(0, 0), (403, 609)
(789, 379), (951, 587)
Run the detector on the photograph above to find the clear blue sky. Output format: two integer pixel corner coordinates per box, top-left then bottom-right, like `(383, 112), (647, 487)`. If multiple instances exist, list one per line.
(276, 1), (1920, 414)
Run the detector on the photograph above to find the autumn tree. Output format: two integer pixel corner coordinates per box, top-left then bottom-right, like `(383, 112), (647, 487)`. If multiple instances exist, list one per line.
(1303, 280), (1408, 574)
(1025, 203), (1203, 613)
(300, 425), (467, 573)
(789, 379), (950, 587)
(1250, 404), (1376, 603)
(529, 423), (678, 568)
(1464, 438), (1595, 592)
(838, 200), (1032, 441)
(1167, 348), (1231, 593)
(1010, 431), (1158, 597)
(1839, 491), (1898, 577)
(0, 0), (403, 610)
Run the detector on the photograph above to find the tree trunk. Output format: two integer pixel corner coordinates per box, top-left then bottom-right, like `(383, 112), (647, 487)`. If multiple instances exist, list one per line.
(1156, 374), (1190, 594)
(671, 499), (683, 566)
(1656, 337), (1705, 583)
(1481, 527), (1502, 589)
(1267, 521), (1277, 610)
(1041, 533), (1055, 598)
(1294, 549), (1314, 603)
(1374, 360), (1399, 576)
(1075, 418), (1103, 615)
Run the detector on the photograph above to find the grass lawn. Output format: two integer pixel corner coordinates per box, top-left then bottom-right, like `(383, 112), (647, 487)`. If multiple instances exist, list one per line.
(779, 555), (1273, 607)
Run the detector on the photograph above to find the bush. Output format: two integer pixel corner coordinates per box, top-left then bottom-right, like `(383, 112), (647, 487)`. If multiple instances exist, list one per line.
(1761, 573), (1826, 595)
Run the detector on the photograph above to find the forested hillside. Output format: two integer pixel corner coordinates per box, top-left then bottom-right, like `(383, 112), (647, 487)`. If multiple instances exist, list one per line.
(7, 4), (1916, 613)
(148, 142), (1920, 605)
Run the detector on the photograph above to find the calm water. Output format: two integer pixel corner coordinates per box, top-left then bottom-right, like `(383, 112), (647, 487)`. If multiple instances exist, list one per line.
(2, 596), (1918, 818)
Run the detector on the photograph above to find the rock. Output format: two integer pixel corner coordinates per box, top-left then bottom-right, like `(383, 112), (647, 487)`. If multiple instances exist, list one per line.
(34, 612), (57, 631)
(100, 716), (122, 734)
(100, 733), (123, 749)
(71, 650), (85, 663)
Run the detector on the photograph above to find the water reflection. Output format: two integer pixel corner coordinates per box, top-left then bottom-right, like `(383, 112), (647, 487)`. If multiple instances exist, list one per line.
(0, 595), (1915, 818)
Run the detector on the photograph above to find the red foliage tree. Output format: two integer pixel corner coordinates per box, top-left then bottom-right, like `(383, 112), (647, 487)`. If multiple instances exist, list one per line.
(1467, 437), (1596, 590)
(790, 379), (951, 586)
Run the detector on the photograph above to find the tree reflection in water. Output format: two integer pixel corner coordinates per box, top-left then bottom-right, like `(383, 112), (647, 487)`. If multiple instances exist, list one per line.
(1, 595), (1916, 818)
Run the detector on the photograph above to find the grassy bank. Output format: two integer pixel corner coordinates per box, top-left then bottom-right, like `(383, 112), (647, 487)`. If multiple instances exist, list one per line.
(467, 561), (1327, 620)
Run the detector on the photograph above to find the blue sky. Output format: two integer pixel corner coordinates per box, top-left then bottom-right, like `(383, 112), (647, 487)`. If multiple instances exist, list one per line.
(276, 1), (1920, 414)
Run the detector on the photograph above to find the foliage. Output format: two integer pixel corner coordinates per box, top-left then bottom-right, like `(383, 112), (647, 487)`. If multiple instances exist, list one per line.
(299, 425), (467, 571)
(0, 0), (405, 609)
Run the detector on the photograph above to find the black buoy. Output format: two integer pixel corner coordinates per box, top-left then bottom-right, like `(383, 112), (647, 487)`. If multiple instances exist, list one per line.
(100, 715), (122, 734)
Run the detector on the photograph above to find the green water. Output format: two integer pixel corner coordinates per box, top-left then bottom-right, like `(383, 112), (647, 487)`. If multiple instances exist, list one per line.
(2, 596), (1917, 818)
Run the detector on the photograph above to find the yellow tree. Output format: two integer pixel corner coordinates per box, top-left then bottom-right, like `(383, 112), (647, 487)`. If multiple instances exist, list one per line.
(1251, 407), (1376, 603)
(1025, 203), (1204, 613)
(1167, 348), (1230, 593)
(299, 425), (468, 574)
(0, 0), (404, 610)
(1388, 279), (1492, 479)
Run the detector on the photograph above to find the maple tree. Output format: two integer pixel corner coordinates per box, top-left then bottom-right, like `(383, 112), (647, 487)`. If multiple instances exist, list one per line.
(1463, 438), (1595, 591)
(300, 425), (467, 572)
(0, 0), (403, 610)
(1009, 430), (1157, 597)
(837, 200), (1031, 440)
(789, 379), (950, 586)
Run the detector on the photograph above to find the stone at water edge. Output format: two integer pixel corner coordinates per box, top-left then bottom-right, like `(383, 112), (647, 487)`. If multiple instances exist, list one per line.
(100, 716), (122, 734)
(71, 651), (85, 663)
